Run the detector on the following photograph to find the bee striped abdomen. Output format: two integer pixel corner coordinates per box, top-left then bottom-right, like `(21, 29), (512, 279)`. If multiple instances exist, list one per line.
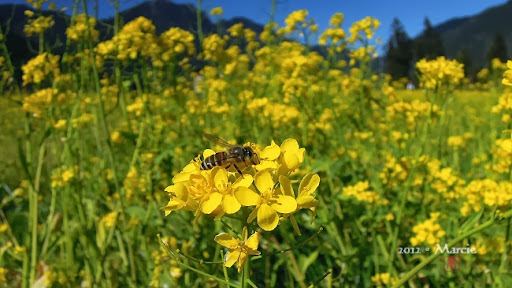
(201, 151), (229, 170)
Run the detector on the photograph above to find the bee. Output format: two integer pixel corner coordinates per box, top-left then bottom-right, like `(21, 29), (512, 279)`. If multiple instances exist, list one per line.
(201, 133), (260, 175)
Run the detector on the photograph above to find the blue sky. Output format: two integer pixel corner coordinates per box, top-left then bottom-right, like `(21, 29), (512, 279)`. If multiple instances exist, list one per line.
(6, 0), (508, 48)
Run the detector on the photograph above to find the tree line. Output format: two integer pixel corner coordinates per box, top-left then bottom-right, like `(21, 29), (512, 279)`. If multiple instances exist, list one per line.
(385, 17), (509, 82)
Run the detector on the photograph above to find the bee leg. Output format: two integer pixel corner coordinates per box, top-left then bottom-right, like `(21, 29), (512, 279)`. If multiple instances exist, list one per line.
(233, 163), (244, 177)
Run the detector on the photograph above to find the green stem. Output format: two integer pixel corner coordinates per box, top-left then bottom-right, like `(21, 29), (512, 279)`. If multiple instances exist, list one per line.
(29, 141), (46, 285)
(158, 235), (239, 288)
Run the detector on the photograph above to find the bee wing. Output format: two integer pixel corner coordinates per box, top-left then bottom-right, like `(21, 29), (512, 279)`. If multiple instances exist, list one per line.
(203, 133), (235, 148)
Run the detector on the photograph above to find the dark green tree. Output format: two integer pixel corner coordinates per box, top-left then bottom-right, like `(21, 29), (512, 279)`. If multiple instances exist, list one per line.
(414, 17), (444, 60)
(456, 48), (471, 78)
(385, 18), (413, 80)
(486, 33), (508, 66)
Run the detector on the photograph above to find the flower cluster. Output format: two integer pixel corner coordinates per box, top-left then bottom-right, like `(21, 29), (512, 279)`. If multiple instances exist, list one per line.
(347, 16), (380, 43)
(96, 17), (159, 61)
(502, 60), (512, 86)
(488, 139), (512, 173)
(24, 13), (54, 36)
(371, 273), (397, 286)
(341, 181), (388, 205)
(66, 14), (99, 42)
(22, 88), (57, 117)
(159, 27), (195, 63)
(278, 9), (318, 37)
(164, 138), (319, 232)
(50, 166), (75, 188)
(416, 56), (464, 90)
(410, 212), (446, 247)
(386, 100), (440, 130)
(21, 52), (60, 86)
(459, 179), (512, 216)
(209, 7), (224, 16)
(214, 226), (260, 272)
(491, 91), (512, 123)
(164, 138), (319, 272)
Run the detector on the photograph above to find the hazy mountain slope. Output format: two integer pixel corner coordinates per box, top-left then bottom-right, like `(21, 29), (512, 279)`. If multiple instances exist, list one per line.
(439, 1), (512, 66)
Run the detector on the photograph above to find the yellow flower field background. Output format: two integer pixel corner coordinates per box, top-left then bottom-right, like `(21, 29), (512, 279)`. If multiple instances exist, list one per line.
(1, 1), (512, 287)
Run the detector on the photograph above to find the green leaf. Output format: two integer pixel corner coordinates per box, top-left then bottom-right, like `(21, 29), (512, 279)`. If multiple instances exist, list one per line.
(153, 149), (173, 167)
(126, 206), (147, 220)
(119, 130), (138, 143)
(459, 209), (484, 233)
(39, 126), (52, 146)
(17, 139), (32, 182)
(300, 249), (319, 273)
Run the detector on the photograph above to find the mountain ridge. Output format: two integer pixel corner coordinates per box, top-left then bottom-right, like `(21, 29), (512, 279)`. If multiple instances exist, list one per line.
(0, 0), (510, 75)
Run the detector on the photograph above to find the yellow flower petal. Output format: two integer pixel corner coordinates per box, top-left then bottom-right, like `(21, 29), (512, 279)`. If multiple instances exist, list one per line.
(255, 160), (279, 171)
(235, 187), (260, 206)
(237, 252), (248, 272)
(225, 249), (240, 268)
(297, 195), (318, 208)
(163, 198), (186, 216)
(201, 192), (223, 214)
(213, 168), (228, 191)
(271, 195), (297, 213)
(257, 203), (279, 231)
(245, 232), (259, 251)
(214, 233), (238, 249)
(233, 174), (253, 188)
(247, 207), (258, 223)
(165, 183), (187, 197)
(203, 149), (216, 159)
(283, 152), (300, 170)
(280, 138), (299, 152)
(222, 194), (241, 214)
(261, 141), (281, 160)
(299, 174), (320, 196)
(279, 175), (295, 197)
(254, 171), (274, 192)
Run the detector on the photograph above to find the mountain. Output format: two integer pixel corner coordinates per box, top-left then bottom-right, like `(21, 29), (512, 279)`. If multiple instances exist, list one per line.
(433, 1), (512, 67)
(1, 0), (511, 79)
(0, 0), (264, 81)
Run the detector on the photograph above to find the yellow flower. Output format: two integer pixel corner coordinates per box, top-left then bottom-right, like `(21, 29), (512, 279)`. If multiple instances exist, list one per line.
(100, 211), (118, 228)
(22, 53), (60, 86)
(410, 213), (446, 247)
(503, 60), (512, 86)
(110, 131), (123, 143)
(342, 181), (387, 205)
(280, 138), (306, 172)
(22, 88), (57, 117)
(416, 56), (464, 90)
(237, 171), (297, 231)
(170, 267), (183, 280)
(66, 14), (99, 42)
(24, 15), (54, 36)
(211, 168), (254, 215)
(284, 10), (308, 32)
(279, 173), (320, 234)
(329, 12), (344, 27)
(14, 245), (26, 255)
(214, 227), (260, 272)
(371, 273), (396, 286)
(209, 7), (224, 16)
(0, 267), (7, 283)
(53, 119), (67, 130)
